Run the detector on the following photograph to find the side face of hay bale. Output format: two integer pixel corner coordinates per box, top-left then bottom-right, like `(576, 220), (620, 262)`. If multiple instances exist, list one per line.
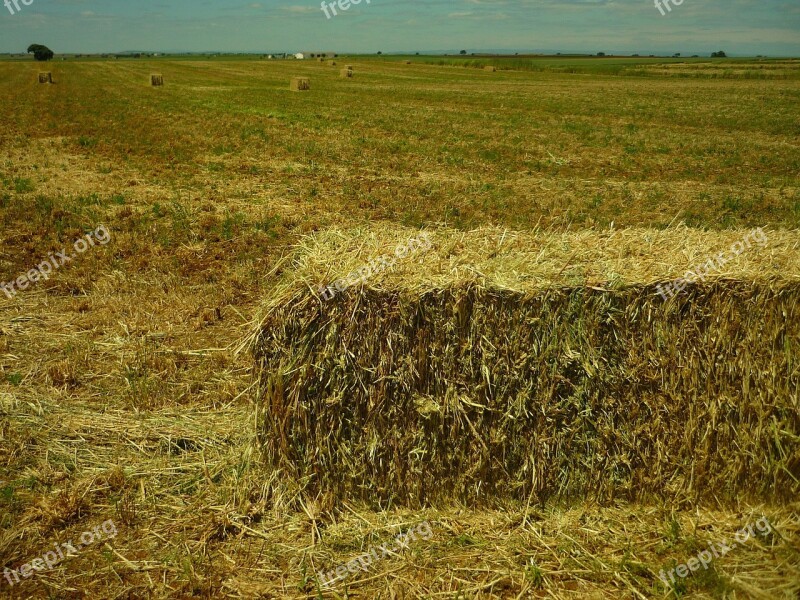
(38, 72), (52, 84)
(484, 65), (497, 72)
(150, 74), (164, 87)
(255, 281), (800, 508)
(339, 69), (353, 78)
(289, 77), (310, 91)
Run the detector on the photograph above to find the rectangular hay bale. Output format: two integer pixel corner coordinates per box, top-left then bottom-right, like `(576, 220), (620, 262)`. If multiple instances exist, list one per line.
(253, 228), (800, 508)
(38, 72), (52, 84)
(290, 76), (310, 91)
(150, 73), (164, 86)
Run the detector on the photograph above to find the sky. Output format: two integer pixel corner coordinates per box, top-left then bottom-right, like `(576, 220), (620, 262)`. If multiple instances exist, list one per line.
(0, 0), (798, 56)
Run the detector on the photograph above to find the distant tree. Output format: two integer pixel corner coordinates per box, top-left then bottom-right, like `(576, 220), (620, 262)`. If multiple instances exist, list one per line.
(460, 50), (467, 55)
(415, 52), (419, 55)
(711, 50), (727, 58)
(377, 51), (382, 55)
(596, 52), (605, 57)
(27, 44), (54, 61)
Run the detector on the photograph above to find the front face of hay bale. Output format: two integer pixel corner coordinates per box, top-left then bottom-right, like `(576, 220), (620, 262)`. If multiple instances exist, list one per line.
(290, 77), (310, 91)
(150, 74), (164, 86)
(255, 279), (800, 508)
(340, 69), (353, 78)
(38, 72), (52, 84)
(484, 66), (497, 72)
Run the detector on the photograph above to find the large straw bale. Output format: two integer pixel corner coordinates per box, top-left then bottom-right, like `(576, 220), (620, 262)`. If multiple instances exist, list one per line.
(252, 226), (800, 508)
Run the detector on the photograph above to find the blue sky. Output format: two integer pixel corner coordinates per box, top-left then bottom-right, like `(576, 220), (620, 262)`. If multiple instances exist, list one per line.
(1, 0), (798, 56)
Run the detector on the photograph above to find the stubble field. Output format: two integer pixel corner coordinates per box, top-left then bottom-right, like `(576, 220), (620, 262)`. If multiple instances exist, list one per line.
(0, 57), (799, 599)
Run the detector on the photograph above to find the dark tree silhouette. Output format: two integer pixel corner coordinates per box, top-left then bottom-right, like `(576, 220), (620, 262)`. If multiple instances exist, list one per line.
(27, 44), (54, 61)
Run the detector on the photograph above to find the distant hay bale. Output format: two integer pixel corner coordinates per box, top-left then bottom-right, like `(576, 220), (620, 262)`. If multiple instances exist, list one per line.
(345, 65), (353, 71)
(38, 72), (52, 84)
(290, 77), (311, 91)
(330, 61), (337, 66)
(340, 69), (353, 78)
(150, 74), (164, 86)
(318, 57), (325, 62)
(484, 65), (497, 72)
(251, 226), (800, 508)
(405, 60), (412, 64)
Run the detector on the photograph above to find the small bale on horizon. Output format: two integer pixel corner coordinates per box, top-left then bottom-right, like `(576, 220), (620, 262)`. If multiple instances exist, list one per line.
(150, 74), (164, 86)
(38, 72), (52, 84)
(290, 76), (311, 91)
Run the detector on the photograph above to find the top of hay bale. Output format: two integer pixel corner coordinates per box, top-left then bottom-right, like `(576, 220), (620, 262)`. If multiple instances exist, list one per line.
(248, 225), (800, 331)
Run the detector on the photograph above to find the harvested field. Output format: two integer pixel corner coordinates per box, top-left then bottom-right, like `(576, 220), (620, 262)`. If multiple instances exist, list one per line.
(1, 56), (799, 598)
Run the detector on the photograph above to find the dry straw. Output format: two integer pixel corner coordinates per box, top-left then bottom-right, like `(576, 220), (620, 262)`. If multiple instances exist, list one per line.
(251, 226), (800, 508)
(150, 73), (164, 87)
(340, 69), (353, 79)
(484, 65), (497, 72)
(290, 77), (310, 91)
(38, 72), (52, 84)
